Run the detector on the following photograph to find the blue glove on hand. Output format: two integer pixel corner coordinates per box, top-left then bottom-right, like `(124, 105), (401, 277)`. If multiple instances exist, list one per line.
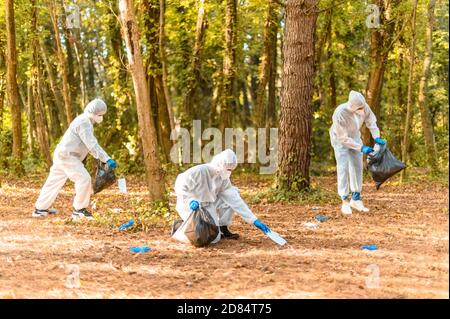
(189, 200), (199, 211)
(254, 219), (270, 234)
(374, 137), (386, 145)
(107, 159), (117, 169)
(361, 145), (374, 155)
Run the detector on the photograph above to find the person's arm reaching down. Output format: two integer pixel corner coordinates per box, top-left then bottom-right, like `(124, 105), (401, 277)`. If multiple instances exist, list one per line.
(77, 122), (110, 163)
(218, 183), (258, 225)
(363, 104), (381, 140)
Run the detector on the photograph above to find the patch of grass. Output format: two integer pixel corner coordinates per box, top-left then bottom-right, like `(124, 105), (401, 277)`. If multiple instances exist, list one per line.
(243, 183), (339, 206)
(87, 198), (178, 232)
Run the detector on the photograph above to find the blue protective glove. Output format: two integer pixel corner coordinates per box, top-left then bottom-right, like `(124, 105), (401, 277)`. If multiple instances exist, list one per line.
(254, 219), (270, 234)
(374, 137), (386, 145)
(189, 200), (199, 211)
(107, 159), (117, 169)
(361, 145), (374, 155)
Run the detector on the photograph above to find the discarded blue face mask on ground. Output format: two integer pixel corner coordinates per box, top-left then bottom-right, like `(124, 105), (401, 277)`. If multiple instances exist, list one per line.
(361, 245), (378, 250)
(118, 219), (134, 230)
(129, 246), (151, 253)
(314, 216), (329, 222)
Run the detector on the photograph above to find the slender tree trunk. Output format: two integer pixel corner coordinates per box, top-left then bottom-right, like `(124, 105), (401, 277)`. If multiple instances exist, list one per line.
(31, 0), (52, 167)
(141, 0), (173, 162)
(72, 28), (88, 107)
(5, 0), (23, 174)
(182, 0), (207, 121)
(219, 0), (237, 133)
(40, 40), (68, 130)
(266, 8), (279, 129)
(401, 0), (418, 182)
(254, 0), (278, 128)
(50, 0), (73, 125)
(27, 81), (37, 154)
(363, 0), (401, 145)
(0, 50), (5, 130)
(119, 0), (166, 200)
(42, 79), (62, 141)
(277, 0), (318, 191)
(159, 0), (175, 130)
(418, 0), (438, 171)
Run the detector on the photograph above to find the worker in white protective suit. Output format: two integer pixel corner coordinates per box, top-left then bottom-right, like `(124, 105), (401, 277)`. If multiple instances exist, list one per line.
(329, 90), (386, 215)
(172, 149), (270, 241)
(32, 98), (117, 220)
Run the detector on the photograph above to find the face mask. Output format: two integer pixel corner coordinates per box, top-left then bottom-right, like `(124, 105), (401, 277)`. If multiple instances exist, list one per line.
(93, 114), (103, 124)
(219, 170), (232, 180)
(356, 109), (365, 117)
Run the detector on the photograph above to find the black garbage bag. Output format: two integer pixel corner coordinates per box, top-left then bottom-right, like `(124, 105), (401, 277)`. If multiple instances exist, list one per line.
(93, 161), (116, 194)
(183, 206), (219, 247)
(367, 143), (406, 190)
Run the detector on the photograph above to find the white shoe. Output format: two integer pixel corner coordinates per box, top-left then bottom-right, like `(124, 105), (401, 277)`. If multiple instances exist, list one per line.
(350, 199), (369, 212)
(341, 201), (352, 215)
(32, 209), (49, 218)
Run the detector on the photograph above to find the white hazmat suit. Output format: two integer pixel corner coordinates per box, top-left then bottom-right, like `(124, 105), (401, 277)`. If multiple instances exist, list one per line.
(329, 91), (381, 211)
(34, 99), (111, 213)
(173, 149), (258, 243)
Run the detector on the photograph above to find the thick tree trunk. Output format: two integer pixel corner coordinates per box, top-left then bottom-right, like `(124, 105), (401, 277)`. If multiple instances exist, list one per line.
(119, 0), (166, 200)
(418, 0), (438, 171)
(401, 0), (418, 182)
(31, 0), (52, 167)
(5, 0), (23, 174)
(182, 0), (207, 121)
(50, 0), (73, 125)
(219, 0), (237, 133)
(277, 0), (318, 191)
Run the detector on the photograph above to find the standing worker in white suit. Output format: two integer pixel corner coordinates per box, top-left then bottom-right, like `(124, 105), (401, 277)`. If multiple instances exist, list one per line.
(329, 90), (386, 215)
(33, 98), (117, 220)
(172, 149), (270, 241)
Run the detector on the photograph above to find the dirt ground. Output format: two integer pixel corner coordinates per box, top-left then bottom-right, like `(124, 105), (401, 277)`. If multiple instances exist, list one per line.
(0, 173), (448, 299)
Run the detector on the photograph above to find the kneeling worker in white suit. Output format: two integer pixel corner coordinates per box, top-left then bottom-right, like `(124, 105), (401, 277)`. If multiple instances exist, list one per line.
(173, 149), (270, 240)
(33, 98), (117, 220)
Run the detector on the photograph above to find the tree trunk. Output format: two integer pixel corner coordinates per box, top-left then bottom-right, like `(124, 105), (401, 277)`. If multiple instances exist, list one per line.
(182, 0), (207, 121)
(118, 0), (166, 201)
(401, 0), (418, 182)
(418, 0), (438, 171)
(5, 0), (23, 174)
(141, 0), (173, 162)
(50, 0), (73, 125)
(72, 28), (88, 107)
(266, 8), (279, 129)
(254, 0), (278, 128)
(31, 0), (52, 167)
(363, 0), (401, 145)
(219, 0), (237, 133)
(0, 50), (5, 130)
(40, 40), (68, 130)
(277, 0), (318, 191)
(159, 0), (175, 130)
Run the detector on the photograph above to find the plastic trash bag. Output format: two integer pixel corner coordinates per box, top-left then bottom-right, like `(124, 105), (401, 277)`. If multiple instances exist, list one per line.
(93, 161), (116, 194)
(367, 143), (406, 190)
(173, 206), (220, 248)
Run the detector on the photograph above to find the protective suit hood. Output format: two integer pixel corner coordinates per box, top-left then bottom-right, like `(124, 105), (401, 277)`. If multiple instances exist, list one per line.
(209, 149), (238, 180)
(347, 90), (366, 115)
(84, 98), (107, 124)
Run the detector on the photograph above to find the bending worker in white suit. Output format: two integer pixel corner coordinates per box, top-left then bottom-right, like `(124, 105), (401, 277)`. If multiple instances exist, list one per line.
(172, 149), (270, 241)
(33, 98), (117, 220)
(329, 90), (386, 215)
